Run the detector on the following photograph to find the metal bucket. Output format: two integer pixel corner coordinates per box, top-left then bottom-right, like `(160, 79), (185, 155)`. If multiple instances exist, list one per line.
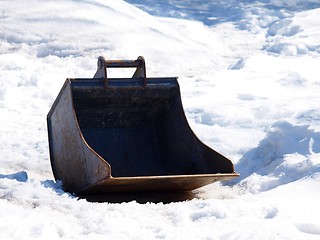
(47, 56), (238, 194)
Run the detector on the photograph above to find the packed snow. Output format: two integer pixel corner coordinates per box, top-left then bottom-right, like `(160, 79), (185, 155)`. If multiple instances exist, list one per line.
(1, 0), (320, 239)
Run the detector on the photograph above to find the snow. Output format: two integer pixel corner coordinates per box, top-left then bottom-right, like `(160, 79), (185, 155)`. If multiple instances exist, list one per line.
(1, 0), (320, 239)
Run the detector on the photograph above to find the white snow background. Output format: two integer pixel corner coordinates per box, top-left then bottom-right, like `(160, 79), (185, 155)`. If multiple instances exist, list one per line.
(1, 0), (320, 239)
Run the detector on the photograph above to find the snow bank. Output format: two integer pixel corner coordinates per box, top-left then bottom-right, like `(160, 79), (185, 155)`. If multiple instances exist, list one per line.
(265, 8), (320, 56)
(1, 0), (320, 239)
(235, 120), (320, 193)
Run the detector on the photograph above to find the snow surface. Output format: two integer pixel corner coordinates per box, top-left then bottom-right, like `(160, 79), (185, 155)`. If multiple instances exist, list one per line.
(1, 0), (320, 239)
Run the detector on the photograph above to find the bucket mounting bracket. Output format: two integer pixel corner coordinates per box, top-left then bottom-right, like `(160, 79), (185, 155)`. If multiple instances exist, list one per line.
(93, 56), (147, 87)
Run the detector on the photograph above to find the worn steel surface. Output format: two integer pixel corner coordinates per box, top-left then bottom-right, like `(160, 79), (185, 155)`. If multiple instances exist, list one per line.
(47, 80), (111, 193)
(47, 56), (239, 195)
(80, 174), (239, 194)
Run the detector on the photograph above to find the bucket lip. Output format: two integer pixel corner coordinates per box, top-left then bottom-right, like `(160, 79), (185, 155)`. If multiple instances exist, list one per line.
(106, 172), (239, 180)
(70, 77), (178, 81)
(69, 77), (179, 88)
(79, 173), (239, 194)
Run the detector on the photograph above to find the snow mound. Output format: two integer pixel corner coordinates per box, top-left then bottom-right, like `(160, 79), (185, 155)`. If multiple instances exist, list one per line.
(235, 120), (320, 193)
(265, 8), (320, 55)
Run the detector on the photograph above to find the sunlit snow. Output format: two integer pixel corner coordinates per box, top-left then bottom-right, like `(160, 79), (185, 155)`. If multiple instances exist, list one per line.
(1, 0), (320, 239)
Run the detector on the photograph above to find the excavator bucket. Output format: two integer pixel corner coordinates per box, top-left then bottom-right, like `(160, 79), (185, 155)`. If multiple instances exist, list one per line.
(47, 56), (239, 195)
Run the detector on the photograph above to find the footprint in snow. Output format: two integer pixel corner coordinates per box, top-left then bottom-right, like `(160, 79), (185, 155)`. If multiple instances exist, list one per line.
(296, 223), (320, 235)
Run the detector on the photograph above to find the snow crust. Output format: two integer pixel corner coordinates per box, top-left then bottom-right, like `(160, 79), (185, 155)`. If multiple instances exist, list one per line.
(1, 0), (320, 239)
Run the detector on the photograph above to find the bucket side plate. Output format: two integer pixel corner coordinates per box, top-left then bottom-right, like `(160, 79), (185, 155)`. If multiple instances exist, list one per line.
(47, 79), (111, 193)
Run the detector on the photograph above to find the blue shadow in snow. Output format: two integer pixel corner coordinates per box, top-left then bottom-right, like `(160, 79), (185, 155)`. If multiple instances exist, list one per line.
(41, 179), (76, 198)
(124, 0), (320, 26)
(226, 120), (320, 191)
(0, 171), (28, 182)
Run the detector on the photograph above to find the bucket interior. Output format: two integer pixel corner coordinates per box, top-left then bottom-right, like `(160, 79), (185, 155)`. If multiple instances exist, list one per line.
(71, 78), (234, 177)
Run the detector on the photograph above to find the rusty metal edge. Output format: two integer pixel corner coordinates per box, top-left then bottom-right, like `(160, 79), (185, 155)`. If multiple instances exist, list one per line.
(80, 173), (240, 194)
